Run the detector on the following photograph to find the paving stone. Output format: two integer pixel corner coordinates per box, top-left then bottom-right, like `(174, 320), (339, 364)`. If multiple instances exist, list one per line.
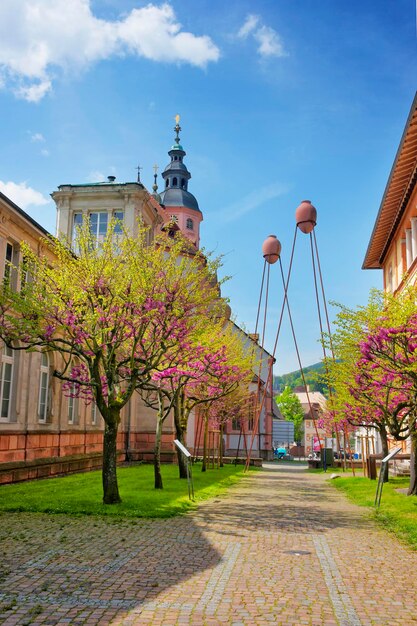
(1, 464), (417, 624)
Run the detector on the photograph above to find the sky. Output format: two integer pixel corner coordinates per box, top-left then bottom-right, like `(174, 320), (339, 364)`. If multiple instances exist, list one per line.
(0, 0), (415, 374)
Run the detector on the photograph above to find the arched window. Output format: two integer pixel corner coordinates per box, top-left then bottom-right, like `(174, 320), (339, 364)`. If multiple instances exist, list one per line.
(172, 177), (178, 187)
(165, 179), (169, 188)
(181, 178), (186, 188)
(174, 156), (178, 161)
(38, 352), (50, 423)
(186, 218), (194, 230)
(0, 346), (14, 421)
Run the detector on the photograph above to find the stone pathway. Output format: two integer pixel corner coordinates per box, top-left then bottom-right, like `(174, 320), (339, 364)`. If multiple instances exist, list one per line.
(1, 463), (417, 625)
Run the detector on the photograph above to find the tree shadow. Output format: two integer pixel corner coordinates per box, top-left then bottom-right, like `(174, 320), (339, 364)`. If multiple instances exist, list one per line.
(0, 511), (222, 624)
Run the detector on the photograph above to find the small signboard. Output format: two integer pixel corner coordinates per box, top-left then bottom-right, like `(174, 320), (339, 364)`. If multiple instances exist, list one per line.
(381, 447), (402, 463)
(375, 447), (402, 507)
(173, 439), (194, 500)
(173, 439), (192, 458)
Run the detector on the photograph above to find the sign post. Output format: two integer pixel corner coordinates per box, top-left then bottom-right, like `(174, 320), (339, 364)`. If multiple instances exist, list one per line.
(375, 447), (402, 507)
(174, 439), (194, 500)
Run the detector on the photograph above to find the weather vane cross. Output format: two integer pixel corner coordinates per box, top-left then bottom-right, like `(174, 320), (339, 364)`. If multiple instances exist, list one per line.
(136, 164), (142, 183)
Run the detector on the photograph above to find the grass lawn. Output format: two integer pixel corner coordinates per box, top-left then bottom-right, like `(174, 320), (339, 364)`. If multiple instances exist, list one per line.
(0, 463), (249, 518)
(331, 474), (417, 550)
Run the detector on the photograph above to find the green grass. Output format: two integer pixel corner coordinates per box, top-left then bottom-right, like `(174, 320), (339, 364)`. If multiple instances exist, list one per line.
(0, 463), (249, 518)
(331, 474), (417, 550)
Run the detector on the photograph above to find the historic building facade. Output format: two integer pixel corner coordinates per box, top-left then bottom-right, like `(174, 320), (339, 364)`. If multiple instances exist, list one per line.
(363, 92), (417, 460)
(0, 121), (274, 483)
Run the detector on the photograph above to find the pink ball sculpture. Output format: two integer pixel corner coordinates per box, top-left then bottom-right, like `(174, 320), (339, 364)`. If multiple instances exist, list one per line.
(262, 235), (281, 264)
(295, 200), (317, 233)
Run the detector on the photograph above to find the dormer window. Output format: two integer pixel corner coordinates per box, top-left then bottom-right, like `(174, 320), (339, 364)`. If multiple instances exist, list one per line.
(186, 218), (194, 230)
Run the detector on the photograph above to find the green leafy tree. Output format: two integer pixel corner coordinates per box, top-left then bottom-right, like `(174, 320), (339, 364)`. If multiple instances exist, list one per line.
(275, 386), (304, 444)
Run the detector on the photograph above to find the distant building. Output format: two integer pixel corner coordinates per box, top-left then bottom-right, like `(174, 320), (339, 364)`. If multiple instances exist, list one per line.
(293, 386), (327, 455)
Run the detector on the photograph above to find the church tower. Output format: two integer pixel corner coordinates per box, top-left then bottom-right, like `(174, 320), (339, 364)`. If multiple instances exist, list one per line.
(159, 115), (203, 248)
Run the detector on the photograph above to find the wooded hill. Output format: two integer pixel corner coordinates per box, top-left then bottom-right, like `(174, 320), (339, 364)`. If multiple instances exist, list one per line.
(273, 362), (327, 396)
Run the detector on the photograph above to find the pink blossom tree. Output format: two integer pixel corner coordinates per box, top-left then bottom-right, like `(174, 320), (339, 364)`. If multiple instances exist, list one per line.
(0, 223), (224, 503)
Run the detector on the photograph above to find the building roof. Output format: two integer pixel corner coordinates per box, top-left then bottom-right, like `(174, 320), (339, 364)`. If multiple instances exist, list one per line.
(0, 190), (51, 237)
(294, 389), (327, 410)
(363, 92), (417, 269)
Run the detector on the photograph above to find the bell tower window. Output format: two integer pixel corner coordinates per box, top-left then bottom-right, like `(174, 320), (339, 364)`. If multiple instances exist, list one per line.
(186, 218), (194, 230)
(173, 177), (178, 187)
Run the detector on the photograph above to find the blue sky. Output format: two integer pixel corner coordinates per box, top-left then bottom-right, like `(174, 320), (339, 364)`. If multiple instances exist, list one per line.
(0, 0), (415, 374)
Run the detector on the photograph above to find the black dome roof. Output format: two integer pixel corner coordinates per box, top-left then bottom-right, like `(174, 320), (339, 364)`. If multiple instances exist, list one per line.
(160, 188), (200, 212)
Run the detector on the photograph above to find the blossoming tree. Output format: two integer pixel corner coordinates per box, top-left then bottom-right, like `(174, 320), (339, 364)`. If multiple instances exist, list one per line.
(140, 324), (253, 485)
(0, 223), (223, 503)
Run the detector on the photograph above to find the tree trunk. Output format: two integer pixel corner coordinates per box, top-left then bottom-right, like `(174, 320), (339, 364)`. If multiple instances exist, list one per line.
(154, 400), (164, 490)
(102, 415), (121, 504)
(202, 416), (209, 472)
(379, 427), (390, 483)
(173, 400), (188, 479)
(408, 430), (417, 495)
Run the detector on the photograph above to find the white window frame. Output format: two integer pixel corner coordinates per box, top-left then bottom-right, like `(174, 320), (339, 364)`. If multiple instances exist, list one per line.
(38, 352), (50, 423)
(68, 384), (79, 425)
(0, 346), (14, 422)
(4, 242), (19, 290)
(89, 211), (108, 246)
(72, 212), (83, 252)
(91, 401), (97, 425)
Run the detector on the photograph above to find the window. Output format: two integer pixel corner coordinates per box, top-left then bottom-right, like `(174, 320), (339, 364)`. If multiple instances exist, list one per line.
(247, 394), (255, 431)
(186, 218), (194, 230)
(172, 177), (178, 187)
(68, 384), (79, 425)
(89, 212), (108, 245)
(387, 265), (393, 293)
(4, 242), (18, 290)
(0, 346), (14, 421)
(232, 417), (240, 431)
(38, 353), (50, 423)
(113, 211), (124, 235)
(91, 402), (97, 425)
(181, 178), (186, 189)
(165, 179), (169, 188)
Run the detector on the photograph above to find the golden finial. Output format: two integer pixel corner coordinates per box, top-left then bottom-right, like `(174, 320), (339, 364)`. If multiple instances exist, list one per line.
(175, 114), (180, 125)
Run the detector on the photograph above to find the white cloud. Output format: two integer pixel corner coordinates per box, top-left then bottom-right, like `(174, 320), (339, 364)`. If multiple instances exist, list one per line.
(237, 14), (259, 39)
(237, 14), (287, 59)
(29, 131), (45, 142)
(40, 148), (49, 157)
(220, 182), (289, 223)
(0, 1), (220, 102)
(0, 180), (50, 209)
(254, 26), (286, 58)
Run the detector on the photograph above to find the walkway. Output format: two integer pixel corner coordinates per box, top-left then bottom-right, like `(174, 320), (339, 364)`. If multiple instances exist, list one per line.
(1, 464), (417, 625)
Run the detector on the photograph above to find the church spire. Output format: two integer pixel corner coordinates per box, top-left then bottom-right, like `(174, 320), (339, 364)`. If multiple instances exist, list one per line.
(159, 115), (203, 248)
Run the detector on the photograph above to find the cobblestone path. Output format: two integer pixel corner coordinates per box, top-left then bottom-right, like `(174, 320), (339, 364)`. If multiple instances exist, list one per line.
(1, 463), (417, 625)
